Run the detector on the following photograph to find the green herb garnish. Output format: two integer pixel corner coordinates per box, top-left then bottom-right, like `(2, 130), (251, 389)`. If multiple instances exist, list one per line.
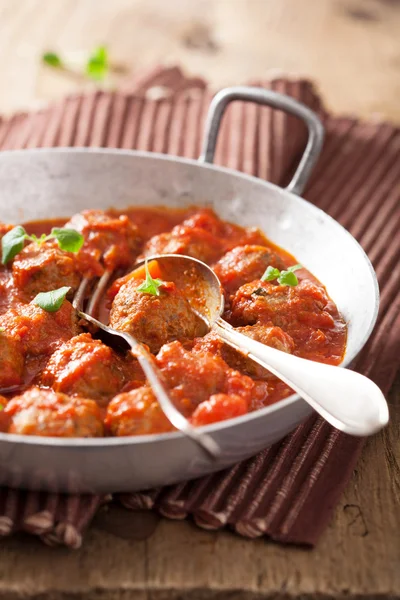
(34, 286), (71, 312)
(1, 226), (27, 264)
(1, 226), (84, 265)
(136, 260), (166, 297)
(0, 404), (4, 411)
(86, 45), (109, 81)
(261, 264), (302, 287)
(51, 228), (85, 253)
(42, 45), (109, 83)
(42, 52), (63, 68)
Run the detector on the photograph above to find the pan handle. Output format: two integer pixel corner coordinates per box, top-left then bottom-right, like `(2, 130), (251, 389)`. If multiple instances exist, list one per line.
(199, 86), (324, 196)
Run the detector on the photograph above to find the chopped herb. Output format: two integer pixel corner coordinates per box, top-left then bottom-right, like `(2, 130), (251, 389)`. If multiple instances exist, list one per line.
(1, 225), (84, 264)
(0, 404), (3, 411)
(261, 266), (281, 282)
(34, 286), (71, 312)
(42, 52), (63, 68)
(136, 259), (166, 296)
(86, 45), (109, 81)
(1, 226), (27, 265)
(51, 228), (84, 253)
(261, 264), (302, 287)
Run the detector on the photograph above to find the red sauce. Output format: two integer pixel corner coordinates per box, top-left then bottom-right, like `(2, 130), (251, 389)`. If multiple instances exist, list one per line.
(0, 206), (346, 437)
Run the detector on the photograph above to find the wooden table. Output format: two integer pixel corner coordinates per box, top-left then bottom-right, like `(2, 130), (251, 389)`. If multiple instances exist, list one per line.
(0, 0), (400, 123)
(0, 0), (399, 598)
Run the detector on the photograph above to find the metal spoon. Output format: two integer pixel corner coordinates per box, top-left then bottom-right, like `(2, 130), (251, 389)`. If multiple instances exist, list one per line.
(139, 254), (389, 437)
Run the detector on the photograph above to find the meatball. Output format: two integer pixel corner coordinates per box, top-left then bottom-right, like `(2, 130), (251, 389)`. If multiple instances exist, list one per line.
(109, 279), (207, 354)
(191, 393), (248, 426)
(4, 388), (103, 437)
(193, 323), (294, 381)
(143, 227), (224, 265)
(180, 210), (267, 253)
(65, 210), (141, 276)
(156, 341), (255, 414)
(143, 209), (225, 264)
(0, 330), (24, 389)
(143, 209), (268, 265)
(156, 341), (226, 410)
(40, 333), (134, 407)
(230, 279), (335, 332)
(12, 242), (80, 298)
(214, 245), (286, 294)
(0, 299), (80, 356)
(105, 386), (174, 436)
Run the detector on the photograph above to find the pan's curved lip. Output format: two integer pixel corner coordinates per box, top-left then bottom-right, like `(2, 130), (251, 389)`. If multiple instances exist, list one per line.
(0, 147), (380, 449)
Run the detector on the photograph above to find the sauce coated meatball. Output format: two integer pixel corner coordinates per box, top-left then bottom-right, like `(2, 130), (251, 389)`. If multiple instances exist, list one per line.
(191, 393), (248, 426)
(230, 279), (345, 362)
(230, 279), (335, 331)
(3, 388), (103, 437)
(12, 242), (80, 298)
(156, 341), (226, 410)
(193, 323), (294, 381)
(105, 386), (174, 436)
(0, 330), (24, 388)
(214, 245), (286, 294)
(156, 341), (255, 414)
(66, 210), (141, 276)
(0, 299), (80, 356)
(144, 227), (223, 264)
(109, 280), (207, 354)
(40, 333), (134, 407)
(143, 209), (267, 265)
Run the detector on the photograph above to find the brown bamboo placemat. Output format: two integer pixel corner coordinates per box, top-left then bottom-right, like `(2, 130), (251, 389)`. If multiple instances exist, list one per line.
(0, 67), (398, 549)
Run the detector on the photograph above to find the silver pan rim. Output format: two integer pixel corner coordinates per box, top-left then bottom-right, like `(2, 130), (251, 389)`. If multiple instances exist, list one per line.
(0, 147), (380, 448)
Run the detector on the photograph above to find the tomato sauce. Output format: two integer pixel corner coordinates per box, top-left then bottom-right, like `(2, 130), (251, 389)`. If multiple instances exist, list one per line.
(0, 206), (346, 438)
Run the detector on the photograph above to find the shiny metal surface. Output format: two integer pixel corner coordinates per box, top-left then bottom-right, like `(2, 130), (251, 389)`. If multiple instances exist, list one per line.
(0, 88), (381, 493)
(200, 86), (324, 196)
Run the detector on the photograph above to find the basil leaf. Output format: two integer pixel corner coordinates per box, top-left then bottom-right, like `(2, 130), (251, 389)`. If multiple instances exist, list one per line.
(277, 271), (299, 286)
(136, 260), (165, 296)
(34, 286), (71, 312)
(51, 228), (84, 253)
(86, 45), (108, 81)
(1, 226), (27, 265)
(261, 266), (280, 282)
(287, 264), (302, 273)
(136, 277), (164, 297)
(42, 52), (63, 68)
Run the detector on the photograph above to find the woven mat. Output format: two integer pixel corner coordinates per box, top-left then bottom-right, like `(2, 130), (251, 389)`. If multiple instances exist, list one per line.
(0, 66), (398, 549)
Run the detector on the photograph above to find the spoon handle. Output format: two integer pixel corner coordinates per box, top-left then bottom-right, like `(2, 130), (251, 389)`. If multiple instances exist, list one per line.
(214, 319), (389, 436)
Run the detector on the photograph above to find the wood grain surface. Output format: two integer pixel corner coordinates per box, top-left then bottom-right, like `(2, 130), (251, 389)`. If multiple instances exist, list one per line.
(0, 0), (400, 122)
(0, 0), (399, 598)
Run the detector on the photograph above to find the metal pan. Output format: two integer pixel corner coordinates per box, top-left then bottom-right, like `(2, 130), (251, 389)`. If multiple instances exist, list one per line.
(0, 87), (379, 493)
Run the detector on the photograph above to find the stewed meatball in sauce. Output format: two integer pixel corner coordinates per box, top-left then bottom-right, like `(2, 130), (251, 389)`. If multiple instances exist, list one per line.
(2, 388), (103, 437)
(109, 278), (207, 354)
